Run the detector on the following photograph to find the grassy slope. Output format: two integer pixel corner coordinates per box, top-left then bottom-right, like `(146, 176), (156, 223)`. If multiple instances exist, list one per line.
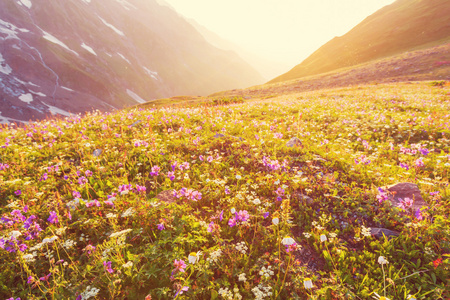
(1, 80), (449, 299)
(270, 0), (450, 84)
(133, 42), (450, 110)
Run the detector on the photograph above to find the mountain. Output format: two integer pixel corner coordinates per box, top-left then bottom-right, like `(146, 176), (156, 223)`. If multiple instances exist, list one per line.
(0, 0), (264, 123)
(270, 0), (450, 83)
(186, 18), (290, 80)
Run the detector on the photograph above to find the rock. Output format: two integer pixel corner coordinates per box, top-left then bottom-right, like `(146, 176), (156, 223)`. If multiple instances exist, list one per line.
(156, 190), (177, 204)
(213, 133), (226, 138)
(131, 120), (142, 127)
(293, 192), (313, 204)
(231, 135), (244, 141)
(286, 137), (302, 147)
(386, 182), (428, 211)
(93, 149), (102, 157)
(370, 227), (400, 239)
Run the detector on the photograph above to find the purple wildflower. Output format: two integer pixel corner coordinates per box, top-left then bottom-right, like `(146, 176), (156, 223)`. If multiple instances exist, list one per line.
(207, 221), (214, 233)
(157, 223), (165, 230)
(399, 162), (410, 170)
(376, 187), (389, 203)
(179, 162), (190, 170)
(175, 286), (189, 297)
(236, 210), (250, 222)
(285, 242), (298, 253)
(228, 217), (237, 227)
(173, 259), (186, 274)
(419, 148), (430, 156)
(103, 261), (114, 274)
(398, 198), (414, 210)
(39, 273), (51, 281)
(135, 185), (146, 193)
(47, 211), (58, 224)
(14, 190), (21, 196)
(415, 208), (423, 220)
(78, 176), (88, 185)
(150, 165), (160, 176)
(415, 158), (424, 167)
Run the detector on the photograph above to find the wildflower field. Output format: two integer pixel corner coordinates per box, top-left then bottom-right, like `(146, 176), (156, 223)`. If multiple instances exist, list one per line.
(1, 82), (449, 299)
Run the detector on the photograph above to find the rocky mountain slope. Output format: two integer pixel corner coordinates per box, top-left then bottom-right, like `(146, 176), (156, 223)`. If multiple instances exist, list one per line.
(270, 0), (450, 83)
(0, 0), (264, 123)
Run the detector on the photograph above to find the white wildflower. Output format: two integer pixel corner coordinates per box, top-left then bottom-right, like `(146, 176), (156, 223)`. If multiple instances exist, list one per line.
(238, 273), (247, 282)
(121, 207), (135, 218)
(378, 256), (389, 265)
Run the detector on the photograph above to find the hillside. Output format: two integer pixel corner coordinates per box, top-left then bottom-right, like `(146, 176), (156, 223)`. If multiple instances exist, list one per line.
(0, 0), (264, 123)
(270, 0), (450, 83)
(1, 81), (449, 299)
(143, 43), (450, 109)
(186, 18), (290, 80)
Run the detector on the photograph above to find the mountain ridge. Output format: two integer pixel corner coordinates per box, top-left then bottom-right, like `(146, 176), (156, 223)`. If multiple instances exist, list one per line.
(0, 0), (264, 124)
(270, 0), (450, 83)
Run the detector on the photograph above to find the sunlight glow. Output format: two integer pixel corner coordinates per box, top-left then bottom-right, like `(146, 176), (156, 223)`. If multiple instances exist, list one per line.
(162, 0), (396, 66)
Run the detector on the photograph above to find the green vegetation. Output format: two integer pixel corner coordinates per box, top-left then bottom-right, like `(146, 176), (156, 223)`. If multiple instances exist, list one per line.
(0, 82), (449, 299)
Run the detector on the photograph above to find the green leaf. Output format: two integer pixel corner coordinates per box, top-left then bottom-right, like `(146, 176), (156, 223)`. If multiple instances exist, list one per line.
(211, 290), (218, 300)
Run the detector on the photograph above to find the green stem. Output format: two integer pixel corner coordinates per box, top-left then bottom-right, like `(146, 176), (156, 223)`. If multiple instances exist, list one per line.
(275, 252), (292, 298)
(174, 264), (195, 299)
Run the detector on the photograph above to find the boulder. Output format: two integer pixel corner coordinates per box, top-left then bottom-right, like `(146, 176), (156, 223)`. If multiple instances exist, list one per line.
(156, 190), (177, 204)
(386, 182), (428, 211)
(286, 137), (302, 147)
(131, 120), (142, 127)
(213, 133), (225, 138)
(370, 227), (400, 239)
(93, 149), (102, 157)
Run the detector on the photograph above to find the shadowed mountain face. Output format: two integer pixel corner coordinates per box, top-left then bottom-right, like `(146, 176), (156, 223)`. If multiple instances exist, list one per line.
(0, 0), (264, 123)
(270, 0), (450, 84)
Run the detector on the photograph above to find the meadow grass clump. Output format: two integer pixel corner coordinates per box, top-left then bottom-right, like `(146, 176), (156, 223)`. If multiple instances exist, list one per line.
(0, 82), (449, 299)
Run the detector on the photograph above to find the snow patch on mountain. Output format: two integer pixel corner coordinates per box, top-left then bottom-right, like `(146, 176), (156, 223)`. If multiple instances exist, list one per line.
(81, 43), (97, 56)
(27, 81), (39, 87)
(44, 103), (72, 116)
(19, 93), (33, 103)
(97, 15), (124, 36)
(81, 0), (91, 3)
(118, 53), (131, 64)
(0, 53), (12, 75)
(18, 0), (32, 9)
(43, 31), (79, 56)
(127, 89), (146, 104)
(115, 0), (137, 10)
(143, 67), (159, 80)
(0, 18), (29, 40)
(62, 86), (74, 92)
(29, 90), (46, 97)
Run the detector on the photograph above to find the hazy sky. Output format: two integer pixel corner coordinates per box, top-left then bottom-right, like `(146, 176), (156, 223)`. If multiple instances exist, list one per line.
(163, 0), (396, 67)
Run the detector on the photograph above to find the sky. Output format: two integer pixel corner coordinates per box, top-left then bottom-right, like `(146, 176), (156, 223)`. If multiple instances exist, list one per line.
(162, 0), (396, 68)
